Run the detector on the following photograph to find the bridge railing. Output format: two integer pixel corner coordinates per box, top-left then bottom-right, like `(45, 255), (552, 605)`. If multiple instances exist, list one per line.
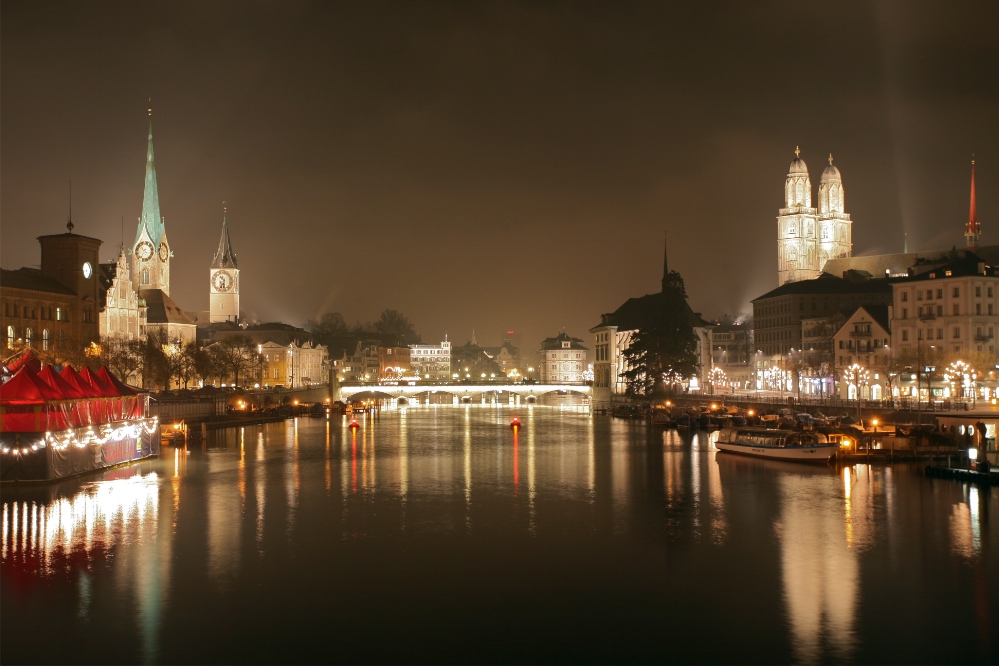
(338, 380), (593, 388)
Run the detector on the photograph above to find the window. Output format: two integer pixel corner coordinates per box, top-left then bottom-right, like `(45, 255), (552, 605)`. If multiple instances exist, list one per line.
(902, 308), (908, 319)
(901, 292), (908, 302)
(25, 328), (32, 347)
(42, 329), (49, 350)
(937, 328), (943, 339)
(953, 287), (959, 297)
(56, 307), (62, 321)
(902, 330), (909, 341)
(953, 304), (960, 315)
(976, 286), (982, 297)
(953, 328), (960, 339)
(937, 289), (943, 299)
(6, 326), (13, 348)
(926, 290), (933, 299)
(978, 304), (982, 315)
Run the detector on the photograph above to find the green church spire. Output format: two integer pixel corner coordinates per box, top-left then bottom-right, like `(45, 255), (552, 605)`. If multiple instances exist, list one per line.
(135, 106), (165, 247)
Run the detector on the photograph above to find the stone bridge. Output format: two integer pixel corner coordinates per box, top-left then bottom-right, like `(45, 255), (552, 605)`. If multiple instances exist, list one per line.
(336, 381), (591, 405)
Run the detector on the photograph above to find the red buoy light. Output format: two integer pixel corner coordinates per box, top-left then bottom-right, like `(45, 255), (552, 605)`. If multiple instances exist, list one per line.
(348, 419), (360, 430)
(510, 416), (521, 429)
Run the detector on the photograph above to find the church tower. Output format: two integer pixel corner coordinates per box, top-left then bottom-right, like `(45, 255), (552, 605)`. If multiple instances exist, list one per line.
(965, 158), (981, 251)
(131, 107), (172, 294)
(817, 153), (852, 266)
(777, 147), (819, 285)
(210, 208), (239, 323)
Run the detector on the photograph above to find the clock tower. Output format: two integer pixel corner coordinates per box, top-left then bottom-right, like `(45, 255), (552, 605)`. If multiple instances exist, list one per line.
(131, 107), (172, 294)
(210, 208), (239, 323)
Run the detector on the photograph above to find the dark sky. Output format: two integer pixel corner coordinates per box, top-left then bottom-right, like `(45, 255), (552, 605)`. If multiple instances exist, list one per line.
(3, 1), (997, 350)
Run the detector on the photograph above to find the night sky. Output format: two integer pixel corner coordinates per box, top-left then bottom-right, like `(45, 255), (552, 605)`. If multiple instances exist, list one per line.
(2, 1), (997, 350)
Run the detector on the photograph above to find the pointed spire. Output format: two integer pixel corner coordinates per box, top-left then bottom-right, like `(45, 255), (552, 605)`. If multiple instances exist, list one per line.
(965, 156), (980, 251)
(212, 204), (238, 268)
(135, 105), (165, 247)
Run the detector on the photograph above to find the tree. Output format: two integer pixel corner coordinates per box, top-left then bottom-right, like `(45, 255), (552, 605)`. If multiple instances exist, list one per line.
(621, 271), (699, 400)
(375, 309), (419, 345)
(211, 334), (261, 387)
(306, 312), (349, 342)
(97, 335), (144, 385)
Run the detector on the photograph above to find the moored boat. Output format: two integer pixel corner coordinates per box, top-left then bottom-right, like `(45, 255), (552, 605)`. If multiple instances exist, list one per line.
(714, 427), (840, 464)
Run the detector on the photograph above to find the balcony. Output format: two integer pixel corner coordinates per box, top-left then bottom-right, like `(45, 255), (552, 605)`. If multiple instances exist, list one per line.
(975, 333), (994, 342)
(918, 310), (936, 321)
(849, 330), (872, 337)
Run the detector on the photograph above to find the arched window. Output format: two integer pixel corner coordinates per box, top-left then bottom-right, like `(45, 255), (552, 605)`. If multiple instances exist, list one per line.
(42, 329), (49, 350)
(59, 331), (65, 345)
(142, 269), (150, 285)
(6, 326), (13, 348)
(25, 327), (32, 347)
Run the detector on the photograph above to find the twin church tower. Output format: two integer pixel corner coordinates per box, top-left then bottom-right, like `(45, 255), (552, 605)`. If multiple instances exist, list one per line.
(130, 108), (239, 323)
(776, 147), (853, 285)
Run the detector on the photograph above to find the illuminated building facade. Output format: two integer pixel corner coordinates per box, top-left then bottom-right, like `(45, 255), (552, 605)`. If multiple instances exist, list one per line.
(209, 210), (240, 323)
(99, 247), (146, 340)
(890, 255), (999, 359)
(778, 148), (852, 285)
(1, 227), (103, 355)
(409, 338), (451, 380)
(538, 332), (588, 383)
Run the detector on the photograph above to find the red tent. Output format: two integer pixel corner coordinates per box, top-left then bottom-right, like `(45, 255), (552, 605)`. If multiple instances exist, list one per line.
(3, 348), (42, 376)
(96, 367), (139, 396)
(60, 366), (103, 398)
(0, 367), (70, 432)
(38, 366), (92, 428)
(80, 366), (118, 397)
(95, 367), (142, 420)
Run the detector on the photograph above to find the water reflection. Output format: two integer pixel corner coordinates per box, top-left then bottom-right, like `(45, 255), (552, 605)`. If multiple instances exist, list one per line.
(2, 407), (996, 665)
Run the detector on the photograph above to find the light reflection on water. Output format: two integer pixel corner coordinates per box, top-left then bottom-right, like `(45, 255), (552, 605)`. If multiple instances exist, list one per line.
(2, 405), (997, 664)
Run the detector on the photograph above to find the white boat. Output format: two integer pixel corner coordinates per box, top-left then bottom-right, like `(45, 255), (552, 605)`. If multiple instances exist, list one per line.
(714, 427), (839, 464)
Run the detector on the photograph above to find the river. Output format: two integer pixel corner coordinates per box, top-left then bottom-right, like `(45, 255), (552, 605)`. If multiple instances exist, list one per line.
(2, 404), (996, 664)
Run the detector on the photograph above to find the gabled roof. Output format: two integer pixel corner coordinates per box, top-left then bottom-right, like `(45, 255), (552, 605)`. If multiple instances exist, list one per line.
(593, 291), (710, 332)
(139, 288), (196, 325)
(539, 332), (588, 351)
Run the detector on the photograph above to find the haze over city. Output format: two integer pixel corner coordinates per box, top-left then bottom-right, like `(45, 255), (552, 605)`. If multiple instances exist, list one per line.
(2, 0), (997, 348)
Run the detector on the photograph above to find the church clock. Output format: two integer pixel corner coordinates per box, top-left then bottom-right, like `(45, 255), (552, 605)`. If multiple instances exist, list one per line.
(213, 270), (233, 292)
(159, 242), (169, 261)
(136, 241), (154, 261)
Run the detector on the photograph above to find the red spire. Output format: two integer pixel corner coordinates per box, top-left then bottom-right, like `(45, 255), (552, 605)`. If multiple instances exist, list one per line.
(965, 158), (980, 251)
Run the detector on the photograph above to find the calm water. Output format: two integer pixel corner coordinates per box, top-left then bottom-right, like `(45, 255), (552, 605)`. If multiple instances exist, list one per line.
(2, 405), (996, 664)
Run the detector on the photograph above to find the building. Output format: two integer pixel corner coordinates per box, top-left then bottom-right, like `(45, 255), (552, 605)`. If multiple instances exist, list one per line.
(130, 109), (196, 344)
(590, 240), (711, 409)
(708, 320), (754, 391)
(378, 346), (412, 380)
(409, 338), (452, 380)
(210, 209), (240, 323)
(538, 332), (589, 383)
(99, 247), (146, 340)
(889, 253), (999, 360)
(481, 340), (520, 377)
(778, 148), (853, 285)
(832, 305), (892, 399)
(202, 323), (329, 389)
(752, 273), (893, 358)
(1, 225), (103, 358)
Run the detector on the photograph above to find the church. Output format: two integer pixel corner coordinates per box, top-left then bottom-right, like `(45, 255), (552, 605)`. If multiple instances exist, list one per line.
(102, 108), (197, 344)
(777, 148), (853, 285)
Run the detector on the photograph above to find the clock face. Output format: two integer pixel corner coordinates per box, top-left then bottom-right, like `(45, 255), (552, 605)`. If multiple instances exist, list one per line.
(82, 262), (92, 279)
(159, 242), (169, 261)
(137, 241), (154, 261)
(213, 271), (232, 292)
